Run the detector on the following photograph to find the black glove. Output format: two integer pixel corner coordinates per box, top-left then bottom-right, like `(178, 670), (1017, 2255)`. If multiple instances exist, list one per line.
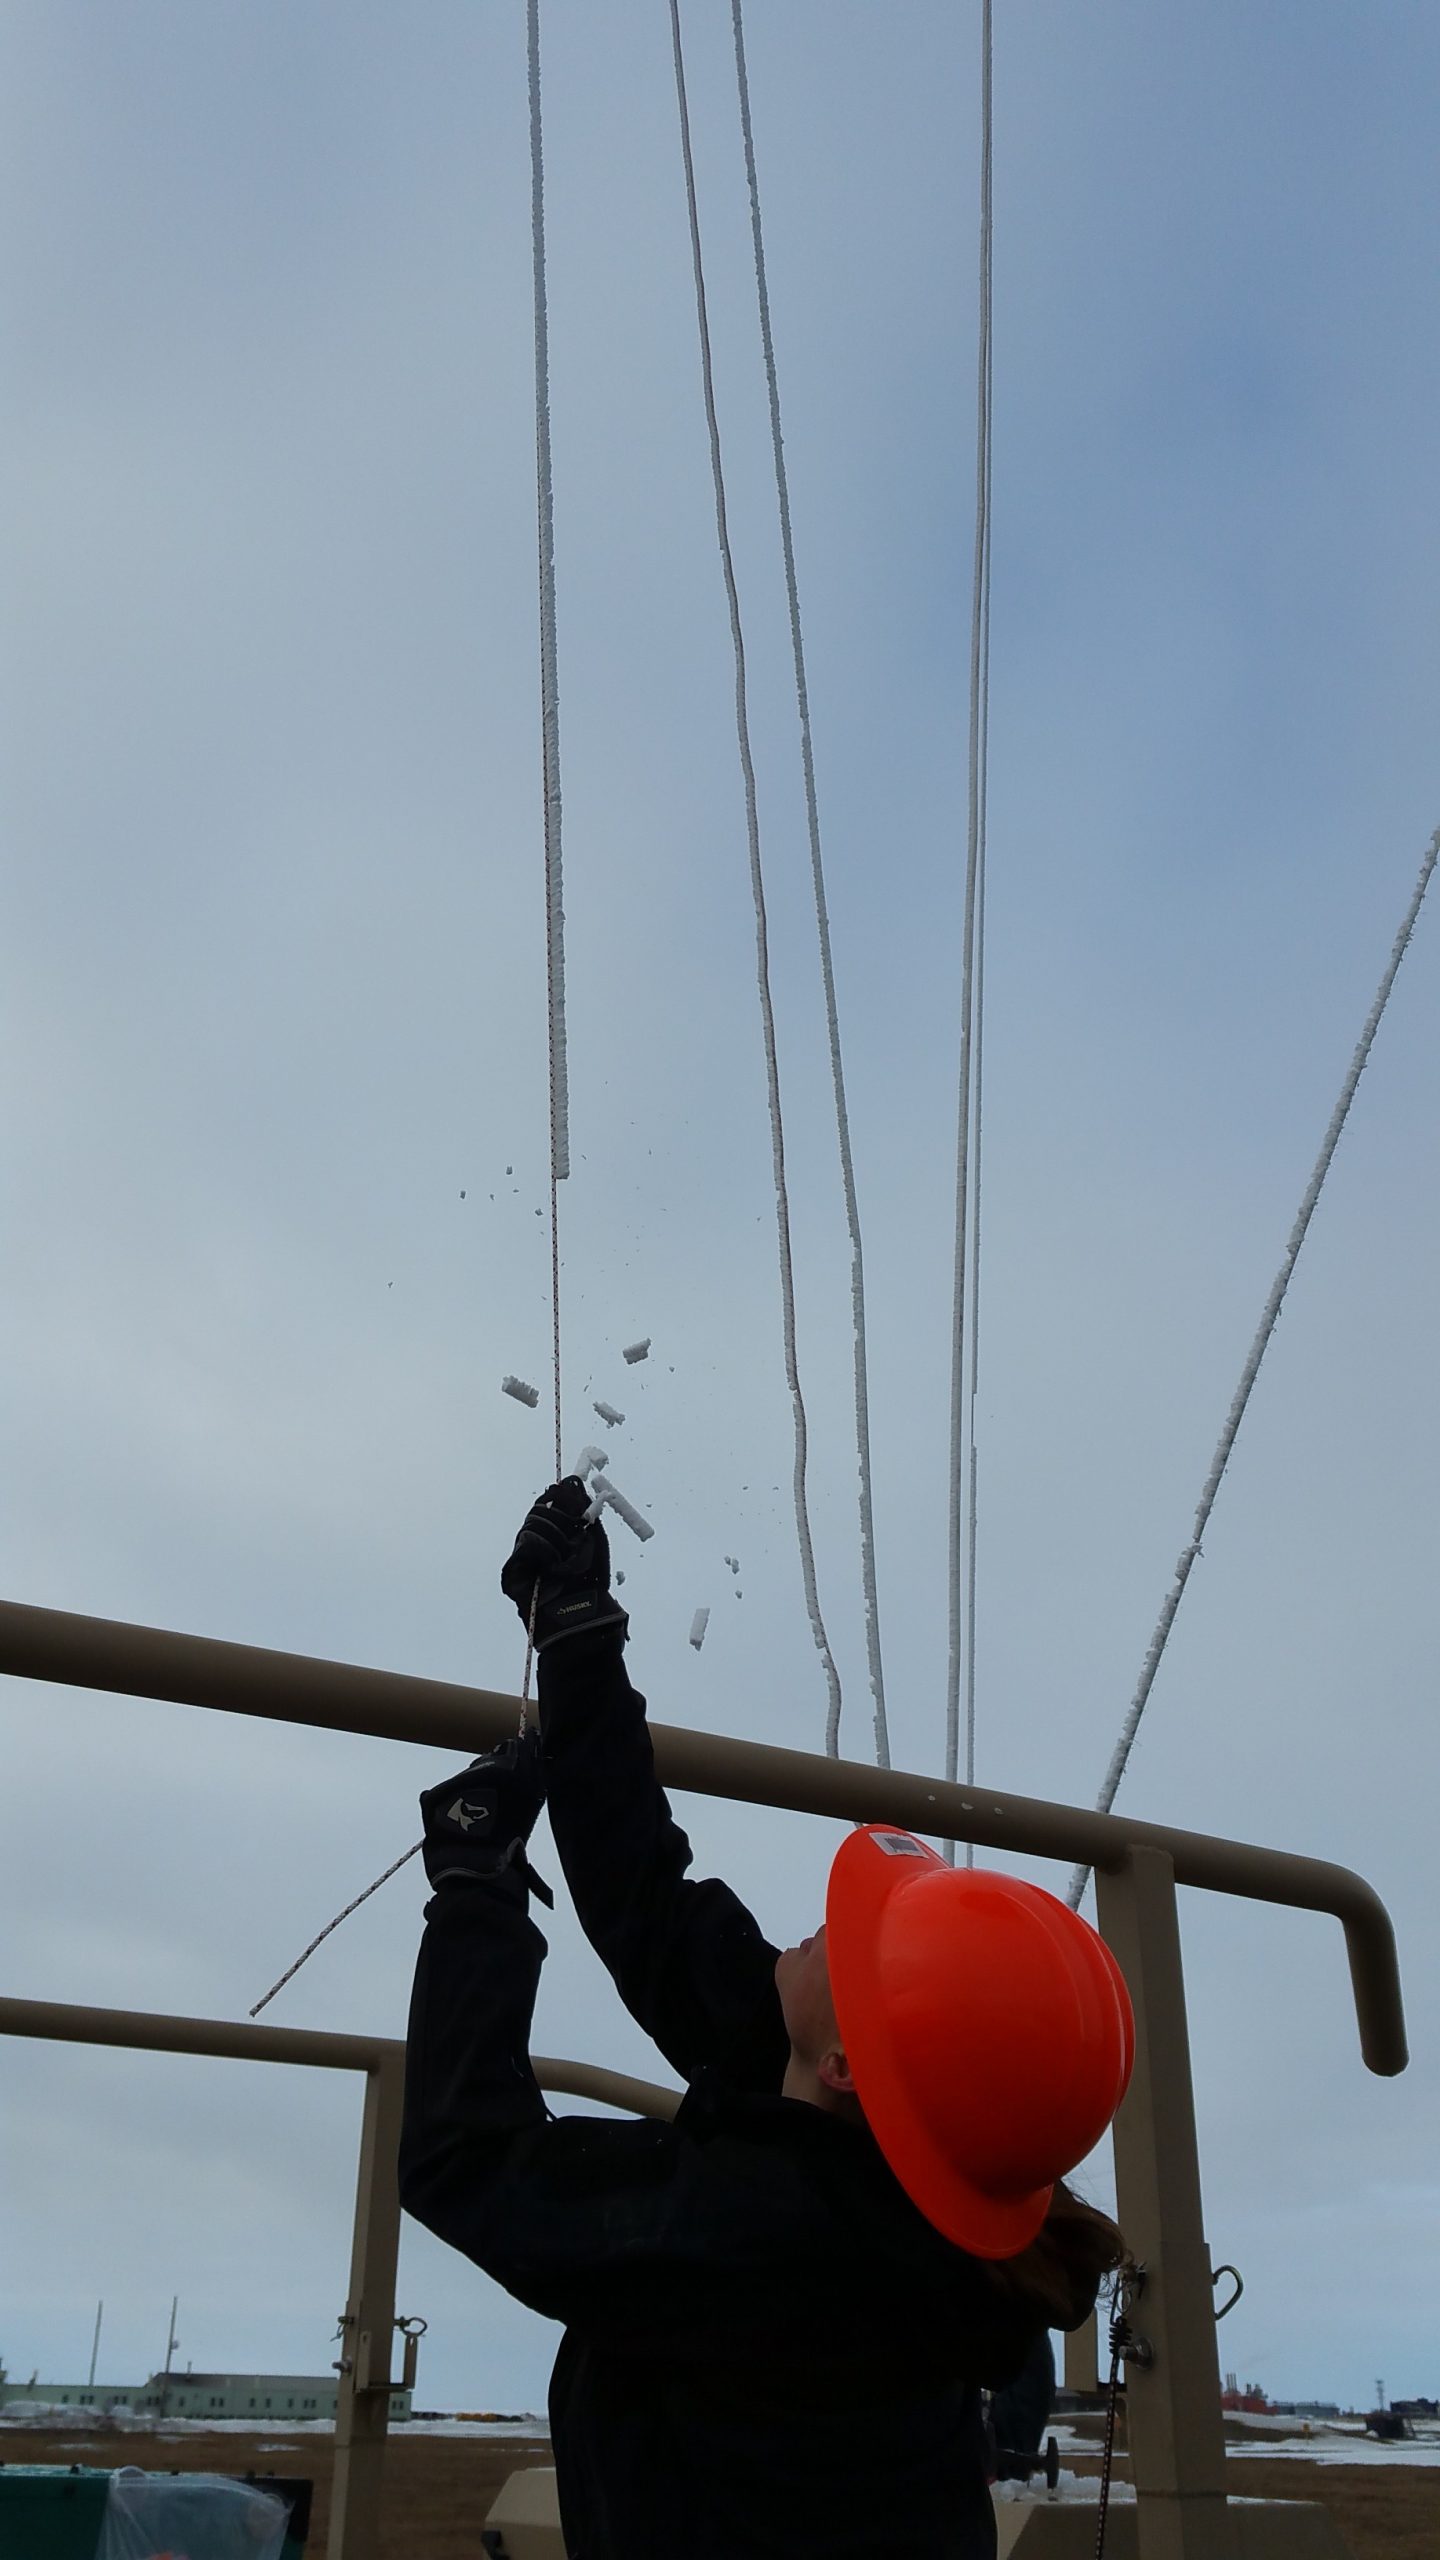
(501, 1476), (628, 1652)
(419, 1732), (554, 1905)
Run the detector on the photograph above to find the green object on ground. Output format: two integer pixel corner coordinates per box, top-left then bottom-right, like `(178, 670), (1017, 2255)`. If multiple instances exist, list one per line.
(0, 2463), (310, 2558)
(0, 2464), (111, 2559)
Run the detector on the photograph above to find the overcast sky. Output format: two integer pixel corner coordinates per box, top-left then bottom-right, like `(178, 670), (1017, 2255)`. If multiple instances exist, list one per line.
(3, 1), (1437, 2419)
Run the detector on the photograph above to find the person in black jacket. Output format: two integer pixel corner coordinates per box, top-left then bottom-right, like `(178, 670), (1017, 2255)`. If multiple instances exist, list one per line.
(400, 1480), (1125, 2560)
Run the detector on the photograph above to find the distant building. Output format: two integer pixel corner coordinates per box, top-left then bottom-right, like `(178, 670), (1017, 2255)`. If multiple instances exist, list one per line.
(0, 2371), (412, 2424)
(1392, 2398), (1437, 2421)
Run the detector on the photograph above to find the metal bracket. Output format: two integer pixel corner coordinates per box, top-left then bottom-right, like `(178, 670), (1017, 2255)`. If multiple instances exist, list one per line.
(1211, 2262), (1244, 2321)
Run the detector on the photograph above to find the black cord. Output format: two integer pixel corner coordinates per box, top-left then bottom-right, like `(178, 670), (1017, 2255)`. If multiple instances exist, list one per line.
(1093, 2271), (1136, 2560)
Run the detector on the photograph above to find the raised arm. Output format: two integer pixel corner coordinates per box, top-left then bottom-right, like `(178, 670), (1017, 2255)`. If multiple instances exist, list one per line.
(400, 1742), (793, 2334)
(502, 1480), (788, 2092)
(539, 1624), (788, 2090)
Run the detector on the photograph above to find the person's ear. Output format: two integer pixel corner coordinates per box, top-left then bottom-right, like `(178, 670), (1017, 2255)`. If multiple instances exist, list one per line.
(818, 2048), (856, 2098)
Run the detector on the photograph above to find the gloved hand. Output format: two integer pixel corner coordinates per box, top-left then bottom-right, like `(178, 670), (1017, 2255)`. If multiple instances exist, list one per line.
(419, 1731), (554, 1904)
(501, 1476), (628, 1652)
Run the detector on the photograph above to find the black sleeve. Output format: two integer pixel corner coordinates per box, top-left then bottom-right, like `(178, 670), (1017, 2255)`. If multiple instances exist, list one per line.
(537, 1627), (790, 2092)
(399, 1876), (803, 2335)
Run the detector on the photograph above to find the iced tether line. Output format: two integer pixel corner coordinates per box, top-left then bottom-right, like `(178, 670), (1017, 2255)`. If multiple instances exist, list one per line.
(253, 11), (573, 2008)
(1068, 823), (1440, 1907)
(668, 0), (845, 1753)
(729, 2), (890, 1770)
(529, 0), (568, 1477)
(947, 0), (995, 1857)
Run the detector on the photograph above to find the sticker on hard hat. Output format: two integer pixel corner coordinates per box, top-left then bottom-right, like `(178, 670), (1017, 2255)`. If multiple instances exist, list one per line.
(870, 1832), (933, 1858)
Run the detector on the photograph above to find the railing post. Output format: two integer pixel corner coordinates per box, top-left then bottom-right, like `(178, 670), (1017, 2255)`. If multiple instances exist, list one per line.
(1096, 1847), (1234, 2560)
(329, 2048), (405, 2560)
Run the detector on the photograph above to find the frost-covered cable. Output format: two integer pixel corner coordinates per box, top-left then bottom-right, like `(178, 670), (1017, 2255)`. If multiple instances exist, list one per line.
(669, 0), (845, 1752)
(528, 0), (568, 1476)
(961, 208), (995, 1868)
(1068, 824), (1440, 1908)
(730, 2), (889, 1771)
(961, 726), (989, 1866)
(947, 0), (994, 1853)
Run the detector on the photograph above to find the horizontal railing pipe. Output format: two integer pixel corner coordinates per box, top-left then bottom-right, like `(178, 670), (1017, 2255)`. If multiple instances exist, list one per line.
(0, 1994), (391, 2074)
(0, 1995), (681, 2121)
(0, 1598), (1406, 2075)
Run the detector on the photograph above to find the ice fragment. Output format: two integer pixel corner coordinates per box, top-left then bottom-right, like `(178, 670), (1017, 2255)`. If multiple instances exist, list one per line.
(621, 1338), (651, 1365)
(502, 1375), (540, 1408)
(584, 1472), (654, 1542)
(688, 1608), (710, 1651)
(592, 1399), (626, 1428)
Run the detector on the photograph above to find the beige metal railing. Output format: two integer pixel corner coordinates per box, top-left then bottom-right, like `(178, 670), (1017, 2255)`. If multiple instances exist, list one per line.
(0, 1597), (1407, 2560)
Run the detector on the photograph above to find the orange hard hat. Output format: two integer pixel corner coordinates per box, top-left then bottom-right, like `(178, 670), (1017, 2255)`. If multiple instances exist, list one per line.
(825, 1826), (1134, 2260)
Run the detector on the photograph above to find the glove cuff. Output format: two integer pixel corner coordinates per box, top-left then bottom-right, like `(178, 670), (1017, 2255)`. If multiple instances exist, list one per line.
(534, 1594), (629, 1652)
(425, 1840), (555, 1909)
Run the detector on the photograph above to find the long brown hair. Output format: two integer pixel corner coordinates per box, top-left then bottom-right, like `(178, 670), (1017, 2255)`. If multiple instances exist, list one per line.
(987, 2180), (1127, 2331)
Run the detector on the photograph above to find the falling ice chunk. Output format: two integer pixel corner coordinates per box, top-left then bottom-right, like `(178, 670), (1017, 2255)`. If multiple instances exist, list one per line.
(584, 1472), (654, 1541)
(572, 1444), (608, 1479)
(501, 1375), (540, 1408)
(593, 1399), (626, 1428)
(724, 1556), (739, 1574)
(615, 1569), (626, 1586)
(689, 1608), (710, 1651)
(622, 1338), (651, 1365)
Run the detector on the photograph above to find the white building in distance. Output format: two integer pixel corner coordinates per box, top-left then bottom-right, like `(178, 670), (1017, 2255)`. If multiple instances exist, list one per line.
(0, 2370), (412, 2423)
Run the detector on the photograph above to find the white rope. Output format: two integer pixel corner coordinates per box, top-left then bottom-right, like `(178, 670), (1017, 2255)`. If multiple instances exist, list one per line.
(250, 1841), (422, 2019)
(961, 778), (988, 1862)
(729, 4), (889, 1772)
(946, 0), (994, 1858)
(668, 0), (846, 1753)
(529, 0), (568, 1491)
(250, 16), (572, 2015)
(1067, 824), (1440, 1908)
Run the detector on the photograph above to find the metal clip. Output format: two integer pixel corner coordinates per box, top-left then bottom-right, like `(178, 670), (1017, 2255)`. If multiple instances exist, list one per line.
(394, 2315), (428, 2394)
(1211, 2263), (1244, 2321)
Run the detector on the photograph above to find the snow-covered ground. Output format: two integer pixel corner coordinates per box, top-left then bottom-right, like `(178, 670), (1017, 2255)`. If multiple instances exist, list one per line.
(1047, 2419), (1440, 2471)
(1225, 2431), (1440, 2468)
(4, 2405), (1434, 2468)
(0, 2404), (551, 2443)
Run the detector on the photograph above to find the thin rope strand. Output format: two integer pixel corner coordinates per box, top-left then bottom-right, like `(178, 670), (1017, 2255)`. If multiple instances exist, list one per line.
(669, 0), (844, 1753)
(250, 18), (570, 2015)
(962, 116), (994, 1867)
(962, 177), (994, 1861)
(1068, 825), (1439, 1907)
(947, 0), (994, 1854)
(529, 0), (568, 1482)
(729, 3), (888, 1770)
(962, 763), (988, 1863)
(249, 1841), (423, 2020)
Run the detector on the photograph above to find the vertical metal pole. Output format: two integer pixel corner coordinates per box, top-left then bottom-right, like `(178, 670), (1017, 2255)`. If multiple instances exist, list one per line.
(159, 2297), (178, 2422)
(88, 2300), (103, 2388)
(1096, 1848), (1234, 2560)
(329, 2052), (405, 2560)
